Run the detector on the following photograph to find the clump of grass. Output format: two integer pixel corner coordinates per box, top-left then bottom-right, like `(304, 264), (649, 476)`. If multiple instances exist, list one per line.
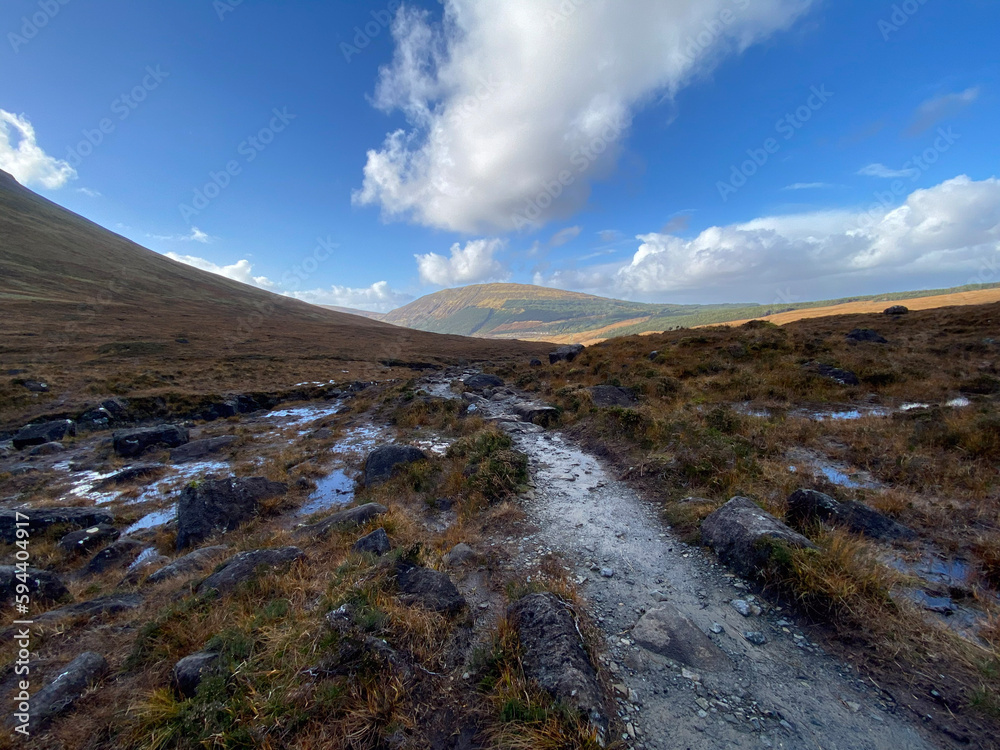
(448, 426), (529, 502)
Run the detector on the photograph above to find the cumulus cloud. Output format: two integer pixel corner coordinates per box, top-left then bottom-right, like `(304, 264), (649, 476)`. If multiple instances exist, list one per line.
(416, 238), (509, 286)
(549, 226), (582, 247)
(541, 176), (1000, 300)
(288, 282), (414, 313)
(354, 0), (814, 233)
(0, 110), (77, 189)
(907, 87), (979, 137)
(165, 253), (277, 289)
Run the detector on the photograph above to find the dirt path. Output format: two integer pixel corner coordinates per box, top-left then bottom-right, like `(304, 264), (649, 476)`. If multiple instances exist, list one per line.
(423, 371), (937, 750)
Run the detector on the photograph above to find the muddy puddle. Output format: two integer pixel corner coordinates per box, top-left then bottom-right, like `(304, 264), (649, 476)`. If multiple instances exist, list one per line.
(786, 447), (881, 489)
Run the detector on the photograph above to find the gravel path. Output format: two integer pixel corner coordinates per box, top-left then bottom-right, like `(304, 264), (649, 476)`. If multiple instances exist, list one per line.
(425, 372), (937, 750)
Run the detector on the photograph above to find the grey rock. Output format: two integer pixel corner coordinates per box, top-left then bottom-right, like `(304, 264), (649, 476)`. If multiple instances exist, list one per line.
(0, 565), (69, 603)
(846, 328), (888, 344)
(176, 476), (286, 550)
(508, 592), (606, 732)
(170, 435), (238, 463)
(632, 605), (731, 672)
(884, 305), (909, 315)
(78, 398), (129, 430)
(600, 567), (614, 578)
(172, 651), (222, 699)
(363, 445), (427, 487)
(113, 425), (189, 458)
(21, 380), (50, 393)
(807, 363), (860, 387)
(197, 547), (305, 595)
(83, 538), (145, 575)
(9, 652), (107, 732)
(0, 507), (115, 544)
(297, 503), (388, 538)
(13, 420), (75, 450)
(743, 631), (767, 646)
(589, 385), (638, 408)
(442, 543), (477, 567)
(549, 344), (585, 364)
(648, 351), (660, 361)
(396, 564), (466, 614)
(786, 489), (916, 542)
(701, 497), (818, 580)
(94, 464), (164, 489)
(730, 599), (754, 617)
(463, 374), (504, 391)
(35, 594), (142, 622)
(353, 527), (391, 556)
(512, 402), (559, 426)
(146, 546), (229, 584)
(29, 442), (66, 456)
(58, 524), (120, 555)
(529, 358), (543, 367)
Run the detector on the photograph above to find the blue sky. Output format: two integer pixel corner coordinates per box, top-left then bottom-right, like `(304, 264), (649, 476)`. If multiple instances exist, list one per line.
(2, 0), (999, 310)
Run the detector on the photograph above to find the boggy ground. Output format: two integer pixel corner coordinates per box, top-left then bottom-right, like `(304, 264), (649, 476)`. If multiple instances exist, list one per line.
(492, 300), (1000, 748)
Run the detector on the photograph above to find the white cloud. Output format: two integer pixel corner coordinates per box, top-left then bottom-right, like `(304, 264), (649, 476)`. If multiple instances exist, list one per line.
(165, 253), (276, 289)
(354, 0), (814, 233)
(858, 163), (921, 180)
(541, 176), (1000, 299)
(152, 227), (212, 243)
(288, 282), (413, 313)
(907, 87), (979, 136)
(76, 187), (102, 197)
(549, 225), (582, 247)
(0, 110), (77, 189)
(416, 238), (509, 286)
(782, 182), (839, 190)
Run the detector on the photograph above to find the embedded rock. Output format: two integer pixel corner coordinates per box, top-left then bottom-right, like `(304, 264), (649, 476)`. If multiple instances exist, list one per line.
(197, 546), (305, 595)
(29, 442), (65, 456)
(463, 374), (504, 391)
(13, 420), (75, 450)
(442, 543), (477, 568)
(95, 464), (163, 489)
(146, 546), (229, 584)
(83, 538), (145, 575)
(58, 524), (120, 555)
(0, 565), (69, 603)
(701, 497), (818, 579)
(884, 305), (909, 315)
(508, 593), (606, 731)
(807, 363), (860, 386)
(113, 425), (189, 458)
(0, 507), (115, 544)
(512, 402), (559, 427)
(589, 385), (638, 408)
(172, 651), (222, 699)
(396, 563), (466, 614)
(297, 503), (388, 538)
(35, 594), (142, 623)
(176, 476), (287, 549)
(786, 489), (916, 542)
(170, 435), (238, 463)
(846, 328), (888, 344)
(632, 605), (731, 672)
(353, 527), (391, 556)
(363, 445), (426, 487)
(11, 652), (107, 732)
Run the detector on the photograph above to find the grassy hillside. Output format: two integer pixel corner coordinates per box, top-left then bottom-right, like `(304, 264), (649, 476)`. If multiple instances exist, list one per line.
(0, 171), (546, 427)
(374, 281), (1000, 342)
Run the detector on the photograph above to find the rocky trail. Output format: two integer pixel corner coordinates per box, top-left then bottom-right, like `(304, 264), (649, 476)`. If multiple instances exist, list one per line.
(423, 370), (936, 750)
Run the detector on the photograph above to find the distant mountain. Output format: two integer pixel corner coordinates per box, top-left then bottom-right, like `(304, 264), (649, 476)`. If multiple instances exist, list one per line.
(370, 281), (1000, 344)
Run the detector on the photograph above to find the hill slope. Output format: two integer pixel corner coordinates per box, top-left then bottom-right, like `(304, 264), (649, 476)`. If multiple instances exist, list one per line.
(375, 281), (1000, 343)
(0, 171), (545, 425)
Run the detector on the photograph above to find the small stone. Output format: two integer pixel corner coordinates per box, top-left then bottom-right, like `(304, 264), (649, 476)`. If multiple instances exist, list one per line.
(731, 599), (753, 617)
(681, 668), (701, 681)
(696, 697), (710, 710)
(743, 631), (767, 646)
(710, 623), (724, 634)
(845, 701), (861, 713)
(614, 683), (629, 697)
(600, 567), (614, 578)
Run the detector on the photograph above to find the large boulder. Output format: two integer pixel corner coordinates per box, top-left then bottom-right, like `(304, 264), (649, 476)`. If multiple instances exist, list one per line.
(396, 563), (466, 614)
(549, 344), (584, 364)
(786, 489), (916, 542)
(631, 605), (730, 672)
(884, 305), (909, 315)
(171, 651), (222, 699)
(508, 593), (606, 732)
(8, 652), (107, 733)
(846, 328), (888, 344)
(701, 497), (818, 580)
(13, 420), (75, 450)
(58, 524), (120, 556)
(0, 507), (115, 544)
(197, 547), (305, 595)
(297, 503), (388, 539)
(176, 477), (287, 550)
(363, 445), (427, 487)
(170, 436), (237, 463)
(78, 398), (129, 430)
(146, 546), (229, 585)
(113, 425), (189, 458)
(0, 565), (69, 604)
(589, 385), (638, 408)
(806, 363), (860, 387)
(463, 374), (504, 391)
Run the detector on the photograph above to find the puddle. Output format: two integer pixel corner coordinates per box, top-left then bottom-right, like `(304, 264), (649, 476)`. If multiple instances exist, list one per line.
(786, 448), (880, 489)
(298, 469), (355, 516)
(734, 403), (773, 418)
(946, 397), (971, 408)
(264, 401), (345, 433)
(64, 460), (230, 505)
(127, 547), (160, 571)
(125, 505), (177, 534)
(900, 403), (931, 412)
